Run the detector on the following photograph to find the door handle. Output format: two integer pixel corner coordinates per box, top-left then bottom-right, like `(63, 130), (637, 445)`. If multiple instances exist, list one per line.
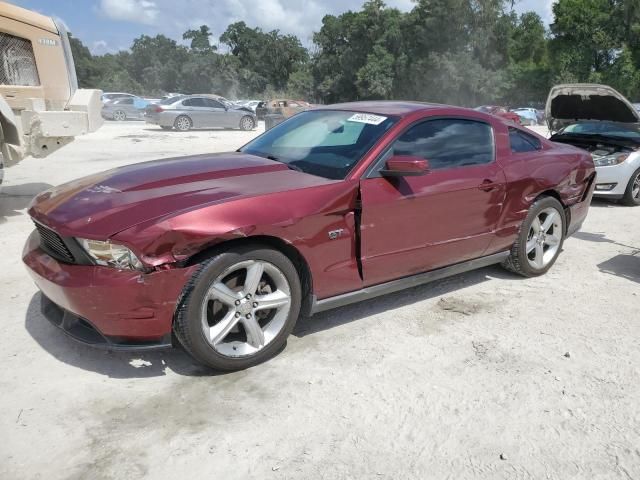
(478, 179), (500, 192)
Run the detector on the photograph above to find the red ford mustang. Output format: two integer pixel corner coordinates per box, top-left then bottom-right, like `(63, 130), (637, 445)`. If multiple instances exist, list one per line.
(23, 102), (596, 370)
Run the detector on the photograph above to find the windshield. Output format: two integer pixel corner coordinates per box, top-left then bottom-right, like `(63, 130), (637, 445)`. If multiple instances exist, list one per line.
(560, 121), (640, 140)
(240, 110), (397, 180)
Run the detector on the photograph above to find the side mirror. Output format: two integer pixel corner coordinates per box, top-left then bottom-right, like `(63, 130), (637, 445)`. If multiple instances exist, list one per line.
(381, 155), (430, 177)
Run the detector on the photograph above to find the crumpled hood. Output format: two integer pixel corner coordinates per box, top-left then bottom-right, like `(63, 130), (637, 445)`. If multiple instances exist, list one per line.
(29, 152), (332, 238)
(546, 83), (640, 132)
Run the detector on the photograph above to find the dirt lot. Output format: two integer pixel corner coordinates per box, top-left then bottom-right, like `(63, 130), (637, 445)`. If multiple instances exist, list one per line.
(1, 121), (639, 480)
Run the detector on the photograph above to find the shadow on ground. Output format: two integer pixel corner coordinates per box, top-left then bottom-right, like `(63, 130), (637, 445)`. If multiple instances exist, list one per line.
(24, 264), (512, 379)
(597, 253), (640, 284)
(0, 183), (52, 223)
(293, 265), (509, 337)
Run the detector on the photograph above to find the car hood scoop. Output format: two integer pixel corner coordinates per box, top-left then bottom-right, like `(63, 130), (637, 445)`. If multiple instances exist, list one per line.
(29, 152), (331, 238)
(545, 84), (640, 132)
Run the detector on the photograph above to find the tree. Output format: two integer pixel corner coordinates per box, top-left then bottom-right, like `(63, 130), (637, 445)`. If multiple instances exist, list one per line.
(183, 25), (216, 54)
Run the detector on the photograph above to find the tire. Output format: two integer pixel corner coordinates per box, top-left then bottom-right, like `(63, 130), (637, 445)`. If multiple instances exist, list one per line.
(174, 115), (192, 131)
(174, 245), (302, 371)
(0, 152), (4, 186)
(621, 167), (640, 206)
(112, 110), (126, 121)
(239, 115), (255, 131)
(502, 196), (566, 277)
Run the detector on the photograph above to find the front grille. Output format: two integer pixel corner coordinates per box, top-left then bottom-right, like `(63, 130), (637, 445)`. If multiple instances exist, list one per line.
(0, 33), (40, 86)
(34, 222), (75, 263)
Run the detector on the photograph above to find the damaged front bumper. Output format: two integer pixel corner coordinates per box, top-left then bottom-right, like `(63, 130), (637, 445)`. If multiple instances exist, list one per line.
(23, 230), (198, 349)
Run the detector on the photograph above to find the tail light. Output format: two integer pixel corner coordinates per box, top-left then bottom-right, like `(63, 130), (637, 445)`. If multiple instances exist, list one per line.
(153, 106), (164, 113)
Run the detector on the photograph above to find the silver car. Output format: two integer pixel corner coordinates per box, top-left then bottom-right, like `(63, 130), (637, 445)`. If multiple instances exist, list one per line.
(102, 96), (149, 121)
(547, 84), (640, 206)
(145, 95), (257, 131)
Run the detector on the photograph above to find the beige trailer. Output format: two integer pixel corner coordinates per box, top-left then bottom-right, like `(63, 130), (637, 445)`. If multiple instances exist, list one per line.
(0, 1), (102, 183)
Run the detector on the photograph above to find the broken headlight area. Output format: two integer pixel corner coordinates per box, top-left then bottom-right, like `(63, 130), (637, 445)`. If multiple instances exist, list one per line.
(78, 238), (145, 271)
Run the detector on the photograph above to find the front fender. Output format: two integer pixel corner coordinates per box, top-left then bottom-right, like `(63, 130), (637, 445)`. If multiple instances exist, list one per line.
(113, 181), (363, 300)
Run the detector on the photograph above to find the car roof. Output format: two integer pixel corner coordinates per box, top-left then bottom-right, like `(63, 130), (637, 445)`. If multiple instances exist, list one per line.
(316, 100), (491, 118)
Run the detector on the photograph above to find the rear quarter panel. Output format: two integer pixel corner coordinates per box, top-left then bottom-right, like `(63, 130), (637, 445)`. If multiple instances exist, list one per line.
(490, 129), (595, 253)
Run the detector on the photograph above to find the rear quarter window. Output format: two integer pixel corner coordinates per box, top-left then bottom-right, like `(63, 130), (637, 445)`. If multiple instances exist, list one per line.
(509, 128), (542, 153)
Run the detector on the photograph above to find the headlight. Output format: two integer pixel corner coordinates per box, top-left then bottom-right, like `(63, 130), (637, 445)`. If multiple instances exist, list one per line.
(78, 238), (144, 271)
(593, 153), (629, 167)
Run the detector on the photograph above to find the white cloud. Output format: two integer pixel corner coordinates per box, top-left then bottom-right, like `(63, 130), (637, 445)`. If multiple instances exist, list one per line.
(92, 0), (556, 50)
(99, 0), (159, 25)
(91, 40), (109, 54)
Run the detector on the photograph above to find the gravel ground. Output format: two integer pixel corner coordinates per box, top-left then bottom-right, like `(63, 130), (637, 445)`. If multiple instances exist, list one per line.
(1, 121), (639, 480)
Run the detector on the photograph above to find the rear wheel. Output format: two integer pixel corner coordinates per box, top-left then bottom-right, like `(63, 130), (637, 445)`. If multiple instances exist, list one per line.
(502, 196), (566, 277)
(621, 167), (640, 206)
(174, 115), (192, 131)
(112, 110), (126, 121)
(240, 116), (255, 131)
(174, 245), (301, 371)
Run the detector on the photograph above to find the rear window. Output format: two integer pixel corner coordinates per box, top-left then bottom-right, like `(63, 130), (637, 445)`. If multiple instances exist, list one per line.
(0, 33), (40, 86)
(509, 128), (542, 153)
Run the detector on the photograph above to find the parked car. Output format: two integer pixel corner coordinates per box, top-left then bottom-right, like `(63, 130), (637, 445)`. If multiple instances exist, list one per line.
(547, 84), (640, 206)
(144, 94), (257, 131)
(241, 100), (262, 112)
(101, 96), (150, 121)
(475, 106), (522, 125)
(101, 92), (136, 104)
(511, 108), (539, 126)
(266, 99), (310, 118)
(23, 101), (595, 370)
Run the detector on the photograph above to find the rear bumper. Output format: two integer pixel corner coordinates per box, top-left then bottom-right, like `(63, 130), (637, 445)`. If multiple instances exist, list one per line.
(23, 230), (197, 347)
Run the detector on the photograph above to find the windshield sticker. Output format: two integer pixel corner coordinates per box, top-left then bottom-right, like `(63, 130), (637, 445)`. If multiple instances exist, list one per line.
(347, 113), (388, 125)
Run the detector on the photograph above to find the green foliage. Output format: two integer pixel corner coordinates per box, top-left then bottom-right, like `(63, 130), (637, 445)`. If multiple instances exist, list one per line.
(71, 0), (640, 104)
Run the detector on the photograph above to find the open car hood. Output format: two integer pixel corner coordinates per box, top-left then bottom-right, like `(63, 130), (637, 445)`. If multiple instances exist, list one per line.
(545, 84), (640, 132)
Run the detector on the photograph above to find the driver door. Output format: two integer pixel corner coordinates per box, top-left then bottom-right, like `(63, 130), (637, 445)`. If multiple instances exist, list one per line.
(359, 117), (506, 287)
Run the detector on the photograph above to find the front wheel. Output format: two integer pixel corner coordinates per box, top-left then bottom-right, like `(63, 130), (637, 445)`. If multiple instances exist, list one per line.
(621, 167), (640, 206)
(502, 196), (566, 277)
(174, 245), (302, 371)
(239, 115), (255, 131)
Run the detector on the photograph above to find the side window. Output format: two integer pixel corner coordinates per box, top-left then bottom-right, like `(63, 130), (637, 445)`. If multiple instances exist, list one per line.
(183, 98), (205, 107)
(0, 33), (40, 86)
(392, 118), (494, 169)
(509, 127), (542, 153)
(119, 98), (134, 105)
(203, 99), (225, 109)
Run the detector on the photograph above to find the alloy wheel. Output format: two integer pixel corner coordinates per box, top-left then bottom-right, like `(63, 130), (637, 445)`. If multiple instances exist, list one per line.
(632, 172), (640, 200)
(240, 116), (254, 130)
(200, 260), (291, 357)
(526, 207), (563, 269)
(113, 110), (126, 121)
(175, 116), (191, 131)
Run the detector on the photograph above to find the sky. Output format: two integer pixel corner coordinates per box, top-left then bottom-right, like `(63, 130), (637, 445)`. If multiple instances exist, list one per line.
(9, 0), (556, 55)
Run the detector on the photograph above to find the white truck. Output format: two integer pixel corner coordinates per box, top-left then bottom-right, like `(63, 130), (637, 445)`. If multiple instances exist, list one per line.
(0, 1), (102, 184)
